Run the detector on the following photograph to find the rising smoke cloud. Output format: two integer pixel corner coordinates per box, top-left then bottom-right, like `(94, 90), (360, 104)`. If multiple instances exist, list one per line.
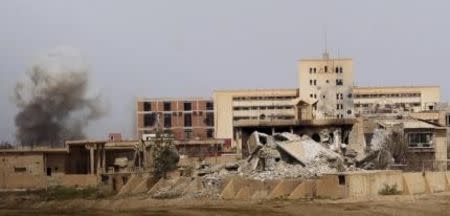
(13, 47), (104, 147)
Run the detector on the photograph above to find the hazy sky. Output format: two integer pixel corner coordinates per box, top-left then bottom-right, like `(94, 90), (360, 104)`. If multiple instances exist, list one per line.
(1, 0), (450, 142)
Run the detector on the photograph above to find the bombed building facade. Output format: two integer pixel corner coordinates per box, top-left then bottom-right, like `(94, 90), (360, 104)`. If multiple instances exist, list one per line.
(213, 52), (449, 171)
(2, 51), (450, 193)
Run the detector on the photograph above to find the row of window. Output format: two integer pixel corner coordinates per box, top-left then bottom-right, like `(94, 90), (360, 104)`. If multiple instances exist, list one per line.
(233, 96), (297, 101)
(309, 93), (351, 100)
(354, 102), (421, 108)
(408, 133), (432, 148)
(143, 101), (213, 112)
(336, 104), (344, 110)
(309, 66), (344, 74)
(353, 93), (421, 99)
(142, 129), (214, 139)
(309, 79), (344, 86)
(233, 106), (293, 111)
(143, 113), (214, 128)
(233, 115), (295, 121)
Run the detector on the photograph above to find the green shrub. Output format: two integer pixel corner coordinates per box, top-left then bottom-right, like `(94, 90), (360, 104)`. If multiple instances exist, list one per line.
(378, 184), (401, 195)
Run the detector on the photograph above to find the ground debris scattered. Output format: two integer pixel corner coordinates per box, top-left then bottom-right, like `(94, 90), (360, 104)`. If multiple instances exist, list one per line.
(195, 130), (395, 182)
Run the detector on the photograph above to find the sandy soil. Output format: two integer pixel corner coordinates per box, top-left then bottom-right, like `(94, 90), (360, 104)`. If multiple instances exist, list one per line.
(1, 192), (450, 215)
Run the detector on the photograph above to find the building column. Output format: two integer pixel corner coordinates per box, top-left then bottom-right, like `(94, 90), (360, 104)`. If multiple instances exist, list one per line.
(96, 144), (101, 175)
(89, 145), (94, 175)
(102, 144), (106, 173)
(271, 127), (275, 135)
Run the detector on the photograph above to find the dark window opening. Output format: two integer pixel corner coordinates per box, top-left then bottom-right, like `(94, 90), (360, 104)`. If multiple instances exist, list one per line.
(335, 67), (339, 73)
(339, 67), (343, 73)
(46, 167), (51, 176)
(338, 175), (346, 185)
(143, 102), (151, 111)
(143, 113), (157, 127)
(164, 113), (172, 128)
(310, 80), (313, 85)
(14, 167), (27, 173)
(206, 102), (213, 110)
(408, 133), (432, 148)
(336, 79), (343, 86)
(324, 66), (328, 72)
(163, 102), (171, 111)
(184, 102), (192, 111)
(184, 113), (192, 127)
(260, 114), (266, 120)
(205, 113), (214, 126)
(313, 80), (317, 86)
(207, 129), (214, 138)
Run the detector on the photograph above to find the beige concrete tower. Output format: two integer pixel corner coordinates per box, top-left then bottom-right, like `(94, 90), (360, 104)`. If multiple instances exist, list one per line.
(298, 52), (354, 119)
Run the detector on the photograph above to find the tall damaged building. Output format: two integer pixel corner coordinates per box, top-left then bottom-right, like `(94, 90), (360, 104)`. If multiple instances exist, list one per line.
(212, 51), (449, 171)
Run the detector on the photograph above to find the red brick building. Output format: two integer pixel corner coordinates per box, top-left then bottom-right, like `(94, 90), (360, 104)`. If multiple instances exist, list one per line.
(136, 98), (214, 140)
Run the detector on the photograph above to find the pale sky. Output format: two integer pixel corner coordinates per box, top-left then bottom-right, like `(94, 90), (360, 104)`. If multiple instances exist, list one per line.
(1, 0), (450, 142)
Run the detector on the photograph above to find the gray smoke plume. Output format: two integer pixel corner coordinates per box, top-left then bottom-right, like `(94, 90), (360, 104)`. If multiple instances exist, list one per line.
(13, 47), (104, 147)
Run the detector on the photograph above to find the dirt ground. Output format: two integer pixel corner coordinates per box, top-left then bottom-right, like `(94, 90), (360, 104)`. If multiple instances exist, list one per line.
(1, 192), (450, 216)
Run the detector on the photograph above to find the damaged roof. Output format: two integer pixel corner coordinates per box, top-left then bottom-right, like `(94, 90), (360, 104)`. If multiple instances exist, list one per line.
(377, 119), (445, 129)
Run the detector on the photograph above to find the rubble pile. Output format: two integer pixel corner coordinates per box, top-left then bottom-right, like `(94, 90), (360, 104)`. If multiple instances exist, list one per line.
(196, 130), (395, 181)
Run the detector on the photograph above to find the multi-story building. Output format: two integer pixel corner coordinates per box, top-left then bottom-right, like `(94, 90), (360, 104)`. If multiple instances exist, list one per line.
(136, 97), (214, 141)
(298, 52), (354, 119)
(353, 86), (441, 115)
(213, 89), (299, 145)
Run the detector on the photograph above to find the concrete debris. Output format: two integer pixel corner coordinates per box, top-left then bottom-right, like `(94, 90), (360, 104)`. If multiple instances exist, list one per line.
(195, 130), (397, 181)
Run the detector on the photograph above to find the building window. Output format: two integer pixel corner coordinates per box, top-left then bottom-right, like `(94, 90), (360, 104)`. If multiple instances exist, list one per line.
(184, 102), (192, 111)
(313, 80), (317, 86)
(340, 67), (343, 73)
(336, 93), (340, 100)
(206, 102), (213, 110)
(337, 104), (340, 110)
(313, 68), (317, 73)
(14, 167), (27, 173)
(408, 133), (432, 148)
(205, 113), (214, 126)
(164, 113), (171, 128)
(336, 79), (343, 86)
(326, 80), (329, 83)
(143, 113), (156, 127)
(207, 129), (214, 138)
(335, 67), (339, 73)
(314, 94), (317, 99)
(310, 80), (313, 85)
(184, 129), (192, 140)
(184, 113), (192, 127)
(324, 66), (328, 72)
(163, 102), (171, 111)
(310, 94), (313, 98)
(322, 95), (325, 99)
(309, 68), (312, 74)
(143, 102), (151, 111)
